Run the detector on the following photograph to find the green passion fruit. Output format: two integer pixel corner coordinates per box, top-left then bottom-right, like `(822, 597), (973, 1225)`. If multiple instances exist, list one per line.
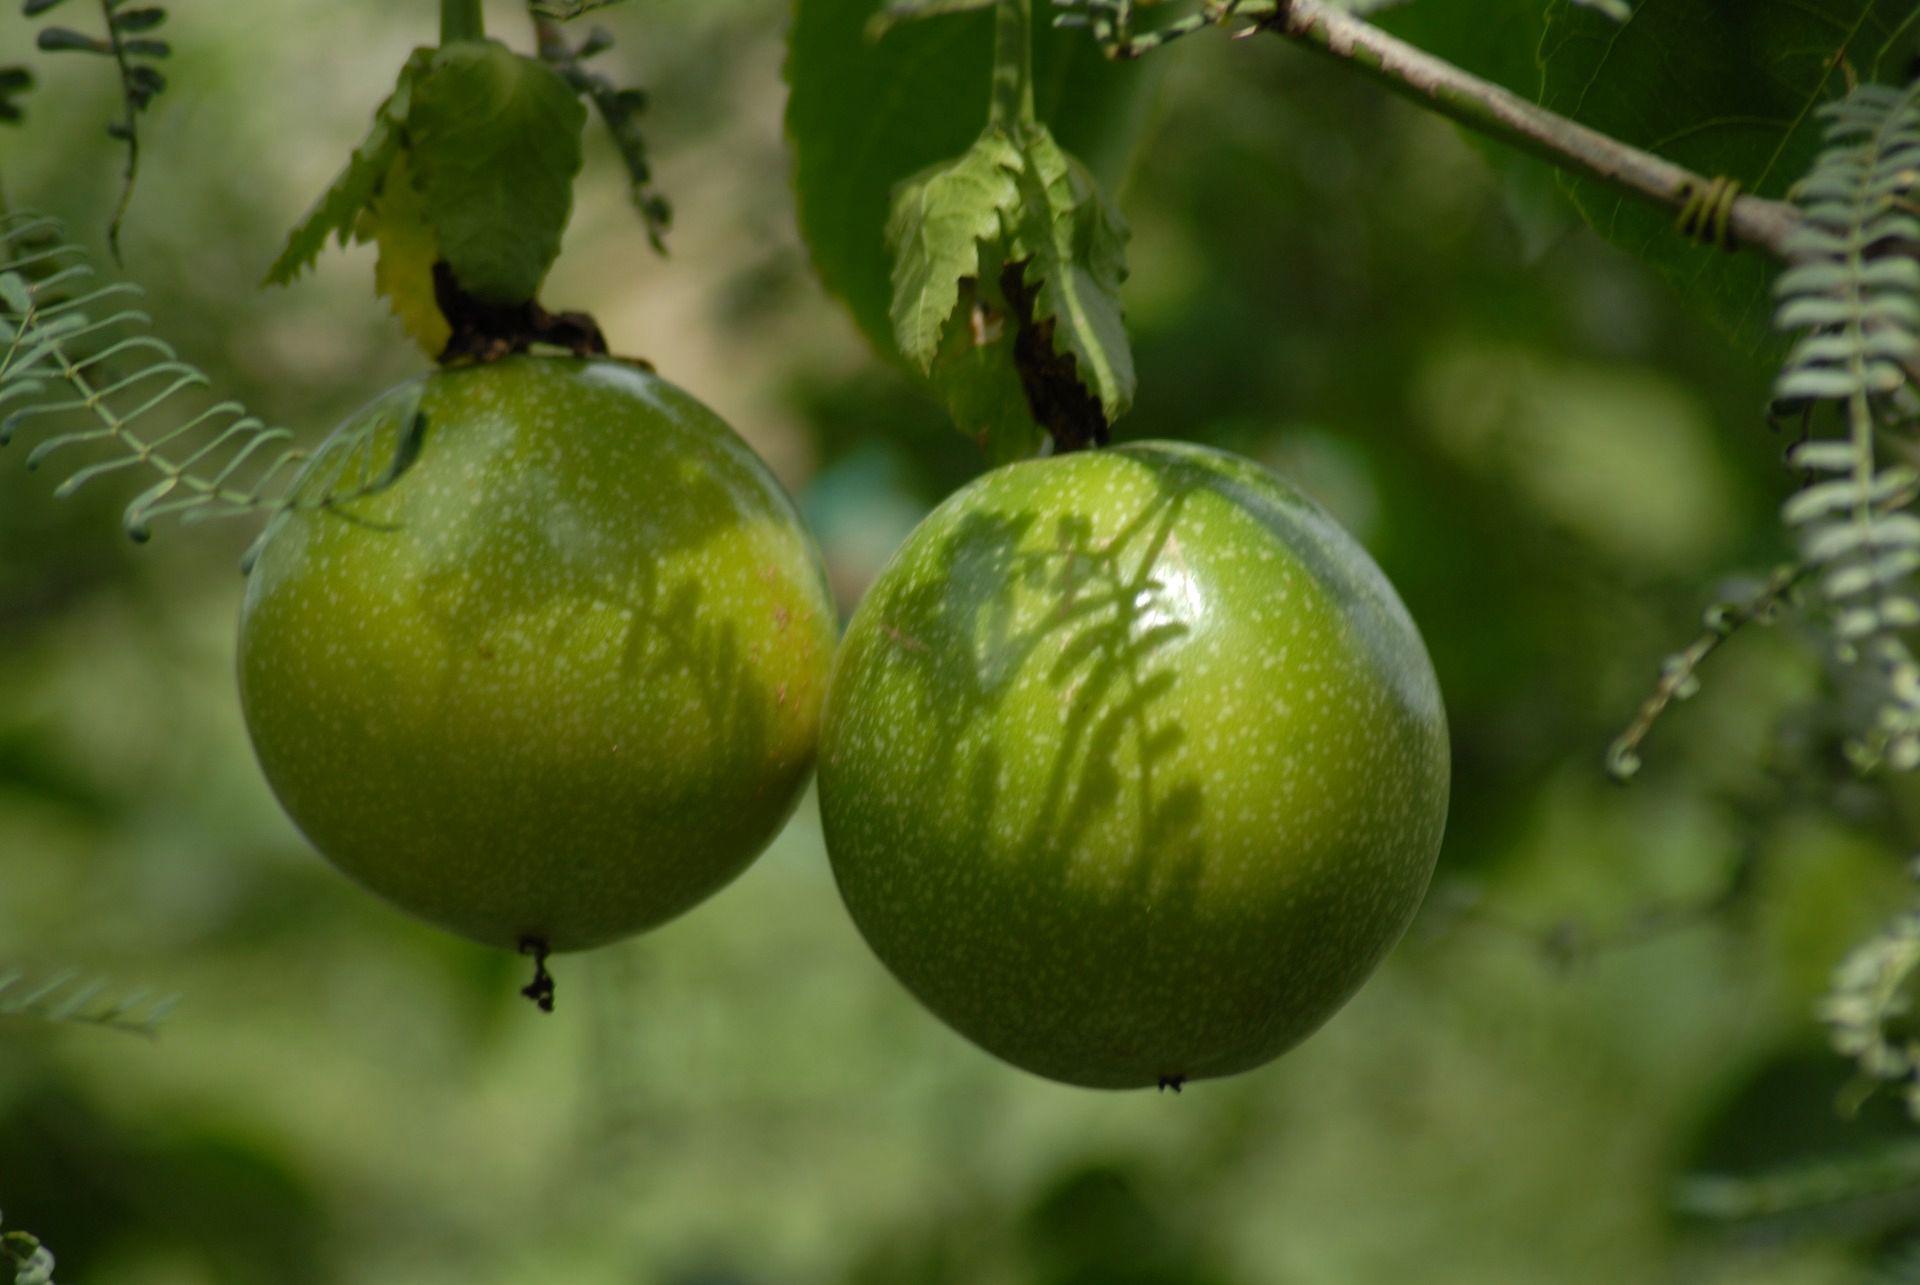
(817, 441), (1449, 1089)
(238, 356), (836, 953)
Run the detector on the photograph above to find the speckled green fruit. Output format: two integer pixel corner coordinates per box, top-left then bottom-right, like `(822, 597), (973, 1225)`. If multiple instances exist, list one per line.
(818, 442), (1449, 1089)
(238, 357), (837, 952)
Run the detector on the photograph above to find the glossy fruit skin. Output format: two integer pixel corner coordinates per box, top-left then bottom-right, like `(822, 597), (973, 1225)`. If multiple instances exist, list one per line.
(818, 442), (1449, 1089)
(238, 357), (836, 952)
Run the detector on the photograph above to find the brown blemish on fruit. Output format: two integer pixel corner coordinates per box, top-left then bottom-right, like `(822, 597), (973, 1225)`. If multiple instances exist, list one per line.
(884, 623), (929, 654)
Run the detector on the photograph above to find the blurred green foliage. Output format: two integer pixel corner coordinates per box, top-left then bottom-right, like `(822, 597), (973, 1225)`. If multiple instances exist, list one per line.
(3, 2), (1918, 1282)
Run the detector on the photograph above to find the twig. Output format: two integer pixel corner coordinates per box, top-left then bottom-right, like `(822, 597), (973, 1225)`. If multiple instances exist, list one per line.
(98, 0), (139, 262)
(1053, 0), (1803, 259)
(1607, 563), (1811, 783)
(1258, 0), (1803, 258)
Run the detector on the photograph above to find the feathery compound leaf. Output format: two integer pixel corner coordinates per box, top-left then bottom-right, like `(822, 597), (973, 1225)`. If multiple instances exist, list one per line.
(408, 40), (585, 303)
(19, 0), (179, 255)
(264, 48), (432, 286)
(0, 967), (179, 1037)
(1822, 888), (1920, 1121)
(888, 131), (1022, 371)
(533, 18), (671, 251)
(0, 1212), (56, 1285)
(1771, 79), (1920, 768)
(3, 213), (428, 549)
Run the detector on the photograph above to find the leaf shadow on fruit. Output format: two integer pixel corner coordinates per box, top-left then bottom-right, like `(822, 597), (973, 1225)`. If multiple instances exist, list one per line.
(383, 408), (784, 790)
(879, 478), (1204, 866)
(857, 467), (1234, 1077)
(301, 405), (805, 943)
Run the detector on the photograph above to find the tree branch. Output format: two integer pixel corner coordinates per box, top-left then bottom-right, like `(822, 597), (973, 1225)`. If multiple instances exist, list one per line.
(1254, 0), (1800, 258)
(1058, 0), (1803, 259)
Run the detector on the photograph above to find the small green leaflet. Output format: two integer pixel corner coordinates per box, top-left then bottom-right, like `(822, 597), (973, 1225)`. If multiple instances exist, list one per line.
(265, 48), (431, 286)
(408, 40), (585, 303)
(265, 42), (584, 306)
(888, 132), (1020, 369)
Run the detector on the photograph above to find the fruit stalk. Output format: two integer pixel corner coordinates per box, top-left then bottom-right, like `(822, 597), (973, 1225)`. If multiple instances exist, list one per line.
(989, 0), (1035, 130)
(440, 0), (485, 44)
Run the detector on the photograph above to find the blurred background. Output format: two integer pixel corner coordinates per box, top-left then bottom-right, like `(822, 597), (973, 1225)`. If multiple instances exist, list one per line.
(3, 2), (1916, 1282)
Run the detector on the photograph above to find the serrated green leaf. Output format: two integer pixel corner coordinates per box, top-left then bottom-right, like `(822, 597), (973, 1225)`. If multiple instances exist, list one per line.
(1540, 0), (1920, 356)
(786, 0), (1158, 367)
(1005, 126), (1133, 421)
(887, 131), (1021, 371)
(21, 0), (70, 15)
(264, 48), (431, 286)
(408, 40), (585, 304)
(362, 153), (451, 358)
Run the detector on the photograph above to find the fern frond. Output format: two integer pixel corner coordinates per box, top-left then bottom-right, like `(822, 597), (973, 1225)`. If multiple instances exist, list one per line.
(0, 967), (178, 1038)
(1821, 879), (1920, 1122)
(532, 13), (670, 252)
(23, 0), (173, 257)
(1773, 81), (1920, 770)
(0, 1210), (56, 1285)
(1674, 1140), (1920, 1231)
(1, 213), (426, 559)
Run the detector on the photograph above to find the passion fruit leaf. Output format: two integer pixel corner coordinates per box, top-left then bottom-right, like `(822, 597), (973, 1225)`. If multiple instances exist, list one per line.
(407, 40), (585, 304)
(888, 130), (1021, 371)
(361, 153), (451, 357)
(1004, 125), (1132, 422)
(264, 48), (431, 286)
(786, 0), (1155, 367)
(1539, 0), (1920, 355)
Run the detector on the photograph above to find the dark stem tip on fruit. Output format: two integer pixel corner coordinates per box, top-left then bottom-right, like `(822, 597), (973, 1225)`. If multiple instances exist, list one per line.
(1157, 1074), (1186, 1094)
(518, 935), (556, 1013)
(431, 261), (616, 366)
(997, 259), (1110, 455)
